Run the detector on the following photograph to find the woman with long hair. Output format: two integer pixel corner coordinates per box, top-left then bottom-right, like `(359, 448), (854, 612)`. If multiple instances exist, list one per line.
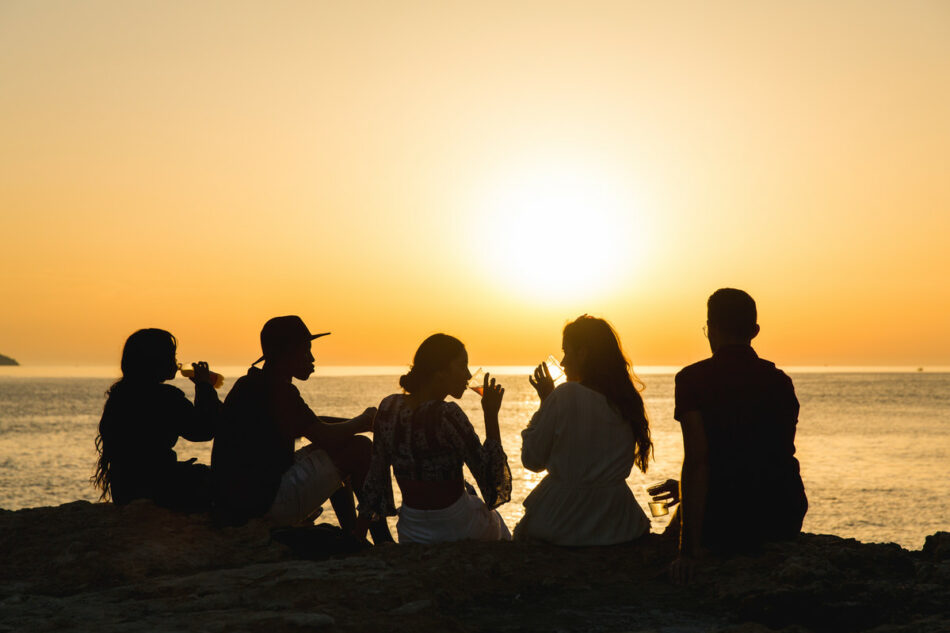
(92, 328), (221, 512)
(358, 333), (512, 544)
(514, 315), (653, 545)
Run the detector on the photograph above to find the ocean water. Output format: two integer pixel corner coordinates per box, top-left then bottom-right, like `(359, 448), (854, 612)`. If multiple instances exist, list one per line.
(1, 367), (947, 549)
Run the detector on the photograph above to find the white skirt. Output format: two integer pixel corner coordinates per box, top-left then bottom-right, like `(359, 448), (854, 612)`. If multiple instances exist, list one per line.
(397, 492), (511, 545)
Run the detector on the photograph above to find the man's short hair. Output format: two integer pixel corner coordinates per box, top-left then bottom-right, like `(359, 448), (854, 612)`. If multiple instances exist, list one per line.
(707, 288), (757, 338)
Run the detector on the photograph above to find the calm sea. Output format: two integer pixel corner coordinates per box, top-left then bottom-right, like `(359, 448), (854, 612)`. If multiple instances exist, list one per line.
(1, 366), (947, 549)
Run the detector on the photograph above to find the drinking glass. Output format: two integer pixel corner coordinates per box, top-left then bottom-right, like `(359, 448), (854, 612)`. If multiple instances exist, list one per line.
(645, 480), (676, 517)
(545, 355), (566, 386)
(467, 368), (485, 395)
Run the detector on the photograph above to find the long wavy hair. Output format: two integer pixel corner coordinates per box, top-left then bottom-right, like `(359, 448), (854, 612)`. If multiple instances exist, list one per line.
(562, 315), (653, 473)
(92, 328), (177, 500)
(399, 334), (465, 395)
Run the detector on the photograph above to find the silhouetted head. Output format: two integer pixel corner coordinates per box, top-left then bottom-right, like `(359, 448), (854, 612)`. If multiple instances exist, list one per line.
(399, 334), (470, 399)
(120, 328), (178, 383)
(560, 315), (652, 473)
(706, 288), (759, 350)
(561, 315), (629, 384)
(256, 315), (329, 381)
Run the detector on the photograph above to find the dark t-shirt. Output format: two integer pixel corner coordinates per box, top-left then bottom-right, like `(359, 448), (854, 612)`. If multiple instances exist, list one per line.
(675, 344), (807, 550)
(101, 381), (219, 511)
(211, 366), (317, 523)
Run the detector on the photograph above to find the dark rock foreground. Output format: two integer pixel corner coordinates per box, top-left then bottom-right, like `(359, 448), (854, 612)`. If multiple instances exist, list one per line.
(1, 501), (948, 633)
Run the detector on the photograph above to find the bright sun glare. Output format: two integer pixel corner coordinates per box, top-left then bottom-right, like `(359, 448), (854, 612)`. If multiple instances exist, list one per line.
(472, 161), (646, 302)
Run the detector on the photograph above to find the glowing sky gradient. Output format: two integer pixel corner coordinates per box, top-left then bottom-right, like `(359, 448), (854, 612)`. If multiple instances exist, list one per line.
(2, 1), (948, 367)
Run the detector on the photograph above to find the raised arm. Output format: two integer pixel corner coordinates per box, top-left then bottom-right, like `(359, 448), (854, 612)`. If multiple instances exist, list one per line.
(446, 400), (511, 510)
(520, 386), (563, 472)
(480, 372), (503, 443)
(176, 361), (221, 441)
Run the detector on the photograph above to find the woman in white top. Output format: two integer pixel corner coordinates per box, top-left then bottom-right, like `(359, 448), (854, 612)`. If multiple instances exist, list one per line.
(514, 315), (653, 546)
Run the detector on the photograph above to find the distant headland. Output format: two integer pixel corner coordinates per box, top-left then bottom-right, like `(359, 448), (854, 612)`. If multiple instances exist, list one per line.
(0, 354), (18, 366)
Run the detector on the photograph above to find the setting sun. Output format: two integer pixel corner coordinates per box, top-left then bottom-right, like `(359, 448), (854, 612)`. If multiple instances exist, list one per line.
(469, 159), (650, 303)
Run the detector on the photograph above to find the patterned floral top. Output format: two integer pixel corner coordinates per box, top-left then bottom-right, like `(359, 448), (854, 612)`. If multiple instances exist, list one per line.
(360, 394), (512, 517)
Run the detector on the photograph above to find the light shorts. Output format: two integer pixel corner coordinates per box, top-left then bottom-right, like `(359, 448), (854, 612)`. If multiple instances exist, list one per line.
(266, 444), (343, 526)
(397, 490), (511, 544)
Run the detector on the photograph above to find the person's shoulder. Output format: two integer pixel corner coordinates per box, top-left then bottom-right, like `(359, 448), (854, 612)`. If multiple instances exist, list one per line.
(374, 393), (404, 425)
(754, 355), (793, 381)
(225, 368), (290, 406)
(675, 357), (712, 382)
(551, 381), (587, 399)
(232, 367), (263, 386)
(375, 393), (405, 421)
(543, 381), (591, 409)
(442, 399), (465, 415)
(440, 400), (473, 424)
(767, 363), (796, 391)
(379, 393), (404, 409)
(556, 381), (585, 393)
(225, 369), (258, 395)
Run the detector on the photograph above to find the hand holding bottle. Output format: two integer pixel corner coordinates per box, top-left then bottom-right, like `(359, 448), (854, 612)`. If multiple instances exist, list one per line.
(179, 361), (224, 389)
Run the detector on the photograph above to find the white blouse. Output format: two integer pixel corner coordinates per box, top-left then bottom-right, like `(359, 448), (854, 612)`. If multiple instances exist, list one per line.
(515, 381), (650, 546)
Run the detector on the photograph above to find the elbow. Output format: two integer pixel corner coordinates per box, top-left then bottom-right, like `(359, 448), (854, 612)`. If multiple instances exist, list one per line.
(520, 453), (546, 473)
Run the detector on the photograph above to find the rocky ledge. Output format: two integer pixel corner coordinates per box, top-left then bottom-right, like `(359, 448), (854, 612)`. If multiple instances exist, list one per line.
(1, 501), (947, 633)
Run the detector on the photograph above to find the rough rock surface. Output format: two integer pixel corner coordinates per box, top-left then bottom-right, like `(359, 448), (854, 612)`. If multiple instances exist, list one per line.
(1, 501), (948, 632)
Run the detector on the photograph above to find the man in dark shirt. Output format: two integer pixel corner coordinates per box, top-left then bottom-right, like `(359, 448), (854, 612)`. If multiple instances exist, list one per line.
(211, 315), (393, 543)
(671, 289), (807, 581)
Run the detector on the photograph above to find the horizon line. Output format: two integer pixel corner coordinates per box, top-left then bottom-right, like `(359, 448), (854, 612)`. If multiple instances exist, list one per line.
(2, 364), (948, 378)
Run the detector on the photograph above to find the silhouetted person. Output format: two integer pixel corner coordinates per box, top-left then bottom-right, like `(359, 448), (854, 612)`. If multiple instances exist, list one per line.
(515, 315), (653, 546)
(670, 289), (807, 583)
(357, 334), (511, 543)
(211, 316), (392, 543)
(92, 328), (221, 512)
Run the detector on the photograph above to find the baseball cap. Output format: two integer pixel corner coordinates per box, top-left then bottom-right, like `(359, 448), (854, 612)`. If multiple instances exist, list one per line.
(252, 315), (329, 365)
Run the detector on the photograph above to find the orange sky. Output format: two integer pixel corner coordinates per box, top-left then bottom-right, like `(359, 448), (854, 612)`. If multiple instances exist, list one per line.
(2, 1), (949, 368)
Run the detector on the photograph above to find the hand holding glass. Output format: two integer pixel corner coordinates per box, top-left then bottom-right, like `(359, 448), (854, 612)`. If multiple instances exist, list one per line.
(646, 479), (680, 517)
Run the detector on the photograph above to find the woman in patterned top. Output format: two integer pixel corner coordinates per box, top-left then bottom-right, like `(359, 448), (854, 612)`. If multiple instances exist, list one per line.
(358, 334), (511, 544)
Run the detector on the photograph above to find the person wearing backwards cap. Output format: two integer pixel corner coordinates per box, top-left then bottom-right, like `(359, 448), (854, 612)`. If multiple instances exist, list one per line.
(211, 315), (393, 544)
